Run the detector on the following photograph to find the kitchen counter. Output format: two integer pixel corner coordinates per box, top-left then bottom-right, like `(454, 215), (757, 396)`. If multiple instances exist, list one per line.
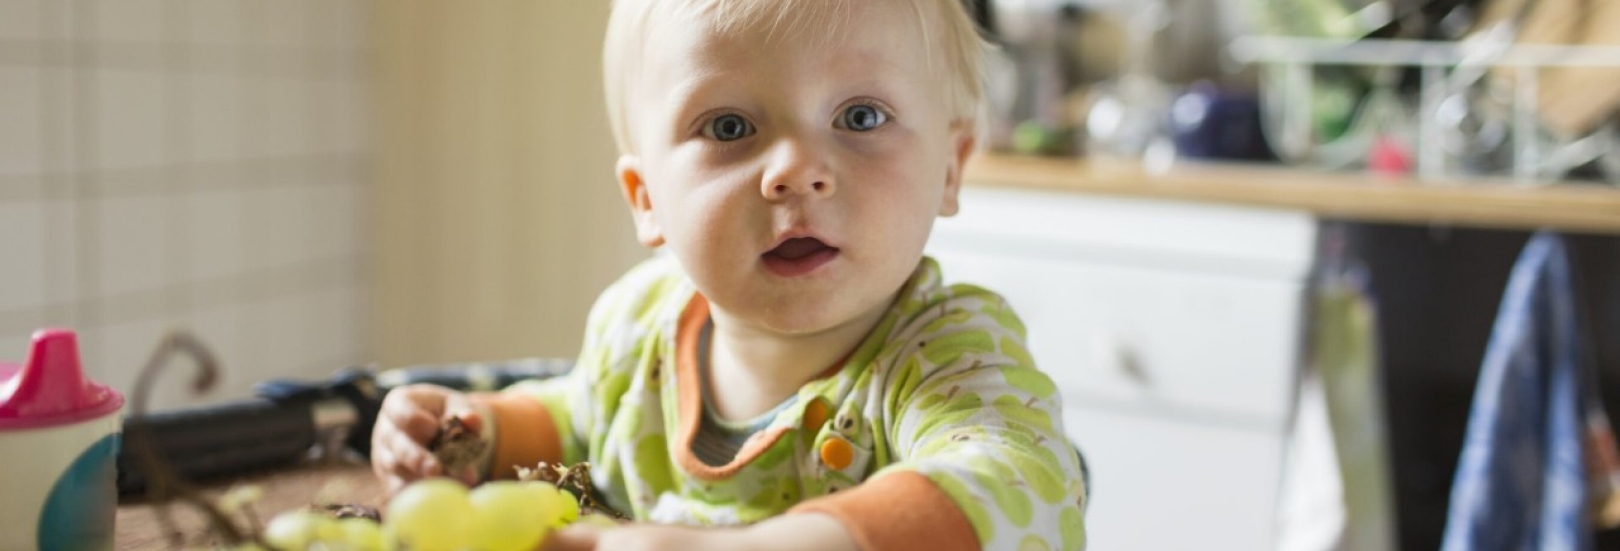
(116, 462), (381, 551)
(963, 153), (1620, 235)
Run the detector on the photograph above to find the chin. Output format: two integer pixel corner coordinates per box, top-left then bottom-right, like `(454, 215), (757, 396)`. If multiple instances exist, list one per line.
(747, 300), (856, 335)
(756, 311), (842, 335)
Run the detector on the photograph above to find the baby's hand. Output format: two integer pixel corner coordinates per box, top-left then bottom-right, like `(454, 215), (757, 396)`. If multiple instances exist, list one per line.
(369, 384), (484, 495)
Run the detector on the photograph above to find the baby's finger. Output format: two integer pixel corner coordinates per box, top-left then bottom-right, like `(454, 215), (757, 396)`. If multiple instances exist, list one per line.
(383, 395), (444, 443)
(381, 471), (412, 499)
(449, 463), (480, 486)
(370, 446), (416, 498)
(447, 407), (482, 433)
(384, 427), (440, 476)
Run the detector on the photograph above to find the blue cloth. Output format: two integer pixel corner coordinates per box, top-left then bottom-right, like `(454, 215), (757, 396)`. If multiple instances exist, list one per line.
(1441, 232), (1591, 551)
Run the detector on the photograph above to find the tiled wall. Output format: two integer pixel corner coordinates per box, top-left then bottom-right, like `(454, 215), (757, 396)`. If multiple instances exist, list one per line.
(0, 0), (370, 409)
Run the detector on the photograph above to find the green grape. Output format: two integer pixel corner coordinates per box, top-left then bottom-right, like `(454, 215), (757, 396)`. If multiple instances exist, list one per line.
(470, 481), (552, 551)
(574, 513), (620, 528)
(545, 485), (580, 526)
(384, 478), (476, 551)
(332, 518), (386, 551)
(264, 510), (333, 550)
(511, 481), (576, 528)
(314, 516), (349, 546)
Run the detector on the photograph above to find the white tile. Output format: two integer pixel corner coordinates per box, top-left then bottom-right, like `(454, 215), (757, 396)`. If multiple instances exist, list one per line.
(92, 316), (222, 410)
(261, 79), (311, 158)
(92, 0), (167, 44)
(311, 184), (359, 260)
(0, 66), (45, 177)
(184, 188), (247, 283)
(0, 0), (43, 41)
(292, 284), (353, 369)
(249, 0), (309, 48)
(0, 328), (33, 364)
(305, 184), (360, 260)
(35, 308), (80, 337)
(246, 185), (312, 269)
(95, 194), (170, 298)
(311, 77), (367, 154)
(179, 302), (250, 398)
(42, 0), (77, 41)
(93, 69), (168, 170)
(238, 295), (312, 385)
(312, 0), (366, 51)
(83, 319), (154, 404)
(42, 199), (79, 306)
(0, 201), (47, 314)
(179, 0), (244, 46)
(36, 67), (74, 175)
(184, 73), (242, 162)
(235, 74), (274, 152)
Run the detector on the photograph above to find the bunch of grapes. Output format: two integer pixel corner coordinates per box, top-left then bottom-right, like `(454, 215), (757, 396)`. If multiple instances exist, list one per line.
(244, 477), (617, 551)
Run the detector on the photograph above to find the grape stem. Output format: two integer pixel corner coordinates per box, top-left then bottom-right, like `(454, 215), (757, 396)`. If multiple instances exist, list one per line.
(537, 462), (630, 520)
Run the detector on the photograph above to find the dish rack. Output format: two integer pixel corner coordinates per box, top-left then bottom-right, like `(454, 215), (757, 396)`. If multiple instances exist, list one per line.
(1228, 35), (1620, 184)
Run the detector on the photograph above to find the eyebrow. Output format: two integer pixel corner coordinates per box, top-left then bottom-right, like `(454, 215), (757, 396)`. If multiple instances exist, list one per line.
(662, 70), (731, 129)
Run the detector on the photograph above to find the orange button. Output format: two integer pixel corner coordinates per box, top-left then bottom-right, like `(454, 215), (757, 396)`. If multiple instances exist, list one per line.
(801, 398), (832, 447)
(802, 398), (831, 430)
(820, 436), (854, 470)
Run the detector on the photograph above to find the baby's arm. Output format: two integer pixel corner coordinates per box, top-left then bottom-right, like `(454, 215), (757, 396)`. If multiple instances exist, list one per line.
(538, 513), (857, 551)
(468, 376), (576, 479)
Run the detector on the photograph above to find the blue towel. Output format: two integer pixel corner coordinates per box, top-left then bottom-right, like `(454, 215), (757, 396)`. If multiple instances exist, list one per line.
(1440, 232), (1592, 551)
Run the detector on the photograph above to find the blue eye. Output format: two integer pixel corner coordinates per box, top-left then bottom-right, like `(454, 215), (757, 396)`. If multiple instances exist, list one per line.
(704, 114), (754, 141)
(841, 104), (887, 131)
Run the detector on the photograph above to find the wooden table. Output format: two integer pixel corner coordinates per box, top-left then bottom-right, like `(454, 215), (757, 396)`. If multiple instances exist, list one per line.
(116, 462), (383, 551)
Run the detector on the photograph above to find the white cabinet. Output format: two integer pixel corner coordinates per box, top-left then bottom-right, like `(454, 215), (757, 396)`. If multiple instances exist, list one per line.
(927, 186), (1318, 551)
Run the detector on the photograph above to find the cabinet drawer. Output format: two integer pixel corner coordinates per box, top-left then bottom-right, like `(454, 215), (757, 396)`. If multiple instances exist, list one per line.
(939, 187), (1317, 281)
(1064, 407), (1282, 551)
(931, 247), (1306, 425)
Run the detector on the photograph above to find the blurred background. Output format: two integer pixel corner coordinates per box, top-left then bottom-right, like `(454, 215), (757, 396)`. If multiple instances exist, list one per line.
(0, 1), (643, 408)
(3, 1), (1619, 551)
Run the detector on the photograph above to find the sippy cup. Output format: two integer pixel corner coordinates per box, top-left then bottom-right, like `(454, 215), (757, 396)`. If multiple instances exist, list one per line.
(0, 329), (124, 551)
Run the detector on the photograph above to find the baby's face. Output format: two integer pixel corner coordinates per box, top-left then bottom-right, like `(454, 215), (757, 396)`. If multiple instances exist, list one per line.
(617, 0), (972, 336)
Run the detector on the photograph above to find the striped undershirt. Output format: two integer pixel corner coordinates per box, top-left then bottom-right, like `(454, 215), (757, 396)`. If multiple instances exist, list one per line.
(692, 319), (795, 467)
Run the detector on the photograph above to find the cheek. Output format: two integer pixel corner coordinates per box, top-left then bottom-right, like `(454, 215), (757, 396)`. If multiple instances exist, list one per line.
(648, 166), (753, 242)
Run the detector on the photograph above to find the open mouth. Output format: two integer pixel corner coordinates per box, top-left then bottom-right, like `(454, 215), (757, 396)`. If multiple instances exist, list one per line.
(761, 237), (840, 277)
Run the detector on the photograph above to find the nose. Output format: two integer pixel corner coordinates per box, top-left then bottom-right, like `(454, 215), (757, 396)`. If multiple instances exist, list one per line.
(760, 137), (836, 201)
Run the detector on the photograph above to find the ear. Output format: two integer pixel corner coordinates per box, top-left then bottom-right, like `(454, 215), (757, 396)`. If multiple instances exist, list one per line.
(938, 120), (976, 217)
(617, 155), (665, 247)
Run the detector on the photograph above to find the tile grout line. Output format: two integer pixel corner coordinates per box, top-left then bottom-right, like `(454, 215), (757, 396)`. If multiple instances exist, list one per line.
(29, 0), (52, 335)
(0, 38), (368, 77)
(164, 0), (190, 321)
(71, 0), (101, 337)
(39, 0), (72, 329)
(11, 153), (367, 195)
(236, 0), (261, 357)
(0, 254), (366, 337)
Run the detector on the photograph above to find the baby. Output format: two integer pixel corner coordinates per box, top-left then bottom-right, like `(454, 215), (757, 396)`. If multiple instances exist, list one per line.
(371, 0), (1087, 550)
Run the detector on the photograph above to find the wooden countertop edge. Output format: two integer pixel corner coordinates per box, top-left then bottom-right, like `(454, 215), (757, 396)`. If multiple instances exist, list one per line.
(963, 154), (1620, 235)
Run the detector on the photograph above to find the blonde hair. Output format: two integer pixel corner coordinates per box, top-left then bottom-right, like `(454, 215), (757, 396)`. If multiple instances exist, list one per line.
(602, 0), (988, 154)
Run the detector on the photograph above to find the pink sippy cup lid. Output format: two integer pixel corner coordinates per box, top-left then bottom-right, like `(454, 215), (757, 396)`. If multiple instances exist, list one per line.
(0, 328), (124, 430)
